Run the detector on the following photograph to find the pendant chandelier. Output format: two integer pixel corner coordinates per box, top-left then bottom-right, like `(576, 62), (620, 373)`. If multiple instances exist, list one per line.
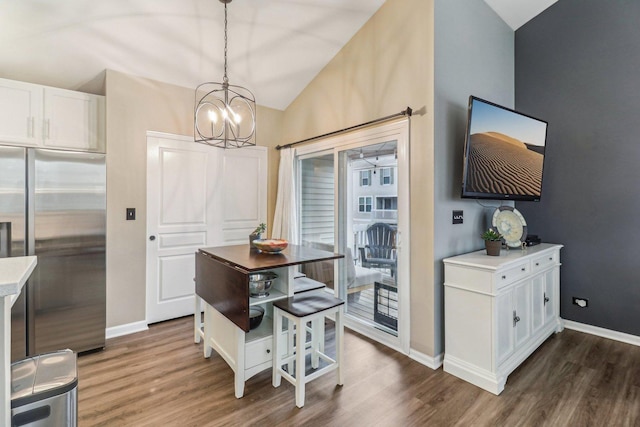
(194, 0), (256, 148)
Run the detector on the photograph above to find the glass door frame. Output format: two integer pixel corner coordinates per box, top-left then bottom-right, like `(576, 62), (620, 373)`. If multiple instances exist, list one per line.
(295, 119), (411, 354)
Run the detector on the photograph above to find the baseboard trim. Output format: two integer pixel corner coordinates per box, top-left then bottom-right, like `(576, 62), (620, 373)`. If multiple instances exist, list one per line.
(106, 321), (149, 340)
(563, 320), (640, 347)
(409, 348), (443, 370)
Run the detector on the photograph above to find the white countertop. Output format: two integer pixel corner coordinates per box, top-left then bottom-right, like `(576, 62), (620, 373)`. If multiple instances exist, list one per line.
(443, 243), (563, 271)
(0, 256), (37, 298)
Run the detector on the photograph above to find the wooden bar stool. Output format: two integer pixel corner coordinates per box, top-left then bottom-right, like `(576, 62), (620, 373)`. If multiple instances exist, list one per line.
(293, 276), (327, 364)
(272, 291), (345, 408)
(293, 276), (326, 294)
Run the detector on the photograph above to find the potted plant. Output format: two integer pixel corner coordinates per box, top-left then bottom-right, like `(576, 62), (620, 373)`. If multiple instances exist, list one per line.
(249, 223), (266, 247)
(481, 228), (503, 256)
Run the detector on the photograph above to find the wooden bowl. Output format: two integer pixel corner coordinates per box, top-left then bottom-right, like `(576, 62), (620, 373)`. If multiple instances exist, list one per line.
(252, 239), (288, 253)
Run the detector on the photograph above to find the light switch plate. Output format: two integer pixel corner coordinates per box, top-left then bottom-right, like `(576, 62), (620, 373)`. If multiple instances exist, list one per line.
(453, 210), (463, 224)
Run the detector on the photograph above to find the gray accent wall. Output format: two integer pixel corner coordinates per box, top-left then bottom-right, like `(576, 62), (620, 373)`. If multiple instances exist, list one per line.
(434, 0), (514, 354)
(516, 1), (640, 336)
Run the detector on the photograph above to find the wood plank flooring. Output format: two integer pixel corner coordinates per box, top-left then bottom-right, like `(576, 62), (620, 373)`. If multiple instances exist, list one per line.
(77, 317), (640, 426)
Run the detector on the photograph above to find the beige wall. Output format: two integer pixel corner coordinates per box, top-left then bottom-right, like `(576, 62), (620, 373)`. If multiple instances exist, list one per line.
(280, 0), (436, 356)
(105, 70), (282, 328)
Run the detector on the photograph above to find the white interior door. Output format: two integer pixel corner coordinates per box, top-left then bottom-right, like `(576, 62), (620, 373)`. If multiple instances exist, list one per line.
(146, 132), (221, 324)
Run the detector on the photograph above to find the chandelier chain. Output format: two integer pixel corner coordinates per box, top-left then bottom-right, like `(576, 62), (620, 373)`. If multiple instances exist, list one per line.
(194, 0), (256, 148)
(223, 2), (228, 83)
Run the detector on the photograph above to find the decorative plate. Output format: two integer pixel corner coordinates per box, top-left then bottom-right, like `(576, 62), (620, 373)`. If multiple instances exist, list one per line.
(492, 206), (528, 248)
(252, 239), (288, 253)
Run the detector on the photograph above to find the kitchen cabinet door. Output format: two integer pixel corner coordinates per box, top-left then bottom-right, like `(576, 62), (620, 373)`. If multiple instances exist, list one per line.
(0, 78), (42, 146)
(531, 275), (545, 334)
(513, 281), (531, 348)
(43, 88), (105, 152)
(496, 290), (515, 365)
(543, 269), (556, 325)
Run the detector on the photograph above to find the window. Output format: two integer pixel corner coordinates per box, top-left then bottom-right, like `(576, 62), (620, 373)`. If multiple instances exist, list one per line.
(376, 196), (397, 211)
(360, 170), (372, 186)
(380, 167), (394, 185)
(359, 196), (373, 212)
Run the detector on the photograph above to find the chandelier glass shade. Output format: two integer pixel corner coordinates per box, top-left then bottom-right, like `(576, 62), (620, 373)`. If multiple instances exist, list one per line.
(194, 0), (256, 148)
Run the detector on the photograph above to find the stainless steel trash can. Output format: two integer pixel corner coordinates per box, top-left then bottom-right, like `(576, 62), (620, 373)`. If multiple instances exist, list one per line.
(11, 349), (77, 427)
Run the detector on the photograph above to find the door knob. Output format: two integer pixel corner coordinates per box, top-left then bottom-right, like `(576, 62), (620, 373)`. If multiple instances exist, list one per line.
(149, 235), (156, 241)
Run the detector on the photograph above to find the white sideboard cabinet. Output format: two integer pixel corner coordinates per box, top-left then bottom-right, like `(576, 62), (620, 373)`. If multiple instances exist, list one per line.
(0, 78), (105, 152)
(443, 243), (563, 394)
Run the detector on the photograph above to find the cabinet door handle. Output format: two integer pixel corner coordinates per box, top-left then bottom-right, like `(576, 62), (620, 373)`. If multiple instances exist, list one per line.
(544, 293), (550, 305)
(535, 262), (540, 266)
(502, 275), (506, 280)
(513, 310), (520, 327)
(549, 257), (553, 261)
(27, 117), (31, 137)
(266, 349), (271, 354)
(45, 119), (50, 139)
(521, 267), (526, 271)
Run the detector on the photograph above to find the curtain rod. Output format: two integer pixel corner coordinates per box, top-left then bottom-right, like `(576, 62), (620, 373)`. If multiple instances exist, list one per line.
(275, 107), (413, 150)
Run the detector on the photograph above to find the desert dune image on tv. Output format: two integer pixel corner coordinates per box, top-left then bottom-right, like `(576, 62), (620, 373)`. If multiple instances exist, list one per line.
(464, 98), (547, 198)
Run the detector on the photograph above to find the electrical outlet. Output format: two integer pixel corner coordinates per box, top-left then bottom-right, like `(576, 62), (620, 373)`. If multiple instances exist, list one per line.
(572, 297), (589, 308)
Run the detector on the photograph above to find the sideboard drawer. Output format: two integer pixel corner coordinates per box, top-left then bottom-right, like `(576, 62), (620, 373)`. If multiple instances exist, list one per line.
(531, 251), (557, 272)
(495, 261), (530, 288)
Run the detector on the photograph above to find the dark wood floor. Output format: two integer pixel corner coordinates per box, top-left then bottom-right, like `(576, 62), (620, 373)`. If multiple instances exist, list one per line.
(78, 317), (640, 426)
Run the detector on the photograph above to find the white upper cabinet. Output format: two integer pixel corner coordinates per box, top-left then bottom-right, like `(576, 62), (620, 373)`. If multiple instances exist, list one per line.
(0, 78), (105, 152)
(43, 88), (104, 152)
(0, 79), (42, 146)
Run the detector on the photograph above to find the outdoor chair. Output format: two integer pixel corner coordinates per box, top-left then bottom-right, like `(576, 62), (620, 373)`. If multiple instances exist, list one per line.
(358, 223), (397, 277)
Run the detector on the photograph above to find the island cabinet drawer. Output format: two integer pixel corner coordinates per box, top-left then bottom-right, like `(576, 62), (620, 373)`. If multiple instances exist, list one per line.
(531, 251), (558, 272)
(245, 336), (273, 369)
(494, 261), (530, 289)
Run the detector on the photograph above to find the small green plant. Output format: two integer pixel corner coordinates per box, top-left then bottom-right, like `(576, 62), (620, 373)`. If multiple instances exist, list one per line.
(251, 223), (266, 236)
(481, 228), (502, 241)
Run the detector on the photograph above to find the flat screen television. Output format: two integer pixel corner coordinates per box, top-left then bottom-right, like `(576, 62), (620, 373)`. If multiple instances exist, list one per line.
(461, 96), (549, 201)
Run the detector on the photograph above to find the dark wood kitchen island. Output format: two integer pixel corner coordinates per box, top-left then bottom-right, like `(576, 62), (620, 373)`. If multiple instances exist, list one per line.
(195, 244), (343, 398)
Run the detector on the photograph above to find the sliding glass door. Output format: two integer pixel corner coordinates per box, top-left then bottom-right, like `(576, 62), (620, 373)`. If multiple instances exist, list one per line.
(337, 141), (399, 337)
(295, 120), (410, 354)
(297, 152), (336, 290)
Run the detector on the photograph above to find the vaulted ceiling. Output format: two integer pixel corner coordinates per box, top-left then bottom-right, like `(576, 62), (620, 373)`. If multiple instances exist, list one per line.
(0, 1), (556, 111)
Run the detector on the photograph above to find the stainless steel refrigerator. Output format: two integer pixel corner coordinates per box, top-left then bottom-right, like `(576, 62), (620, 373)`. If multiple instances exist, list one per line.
(0, 146), (106, 361)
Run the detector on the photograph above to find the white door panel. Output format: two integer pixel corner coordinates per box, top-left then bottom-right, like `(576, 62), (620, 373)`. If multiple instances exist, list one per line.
(159, 254), (196, 301)
(159, 148), (208, 225)
(146, 133), (222, 324)
(220, 147), (267, 245)
(158, 232), (206, 248)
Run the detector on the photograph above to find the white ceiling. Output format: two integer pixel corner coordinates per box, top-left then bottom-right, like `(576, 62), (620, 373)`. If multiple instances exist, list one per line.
(0, 1), (553, 111)
(484, 0), (558, 30)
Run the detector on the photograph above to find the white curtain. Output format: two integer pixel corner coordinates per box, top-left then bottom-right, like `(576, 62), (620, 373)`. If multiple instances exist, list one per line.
(272, 147), (299, 243)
